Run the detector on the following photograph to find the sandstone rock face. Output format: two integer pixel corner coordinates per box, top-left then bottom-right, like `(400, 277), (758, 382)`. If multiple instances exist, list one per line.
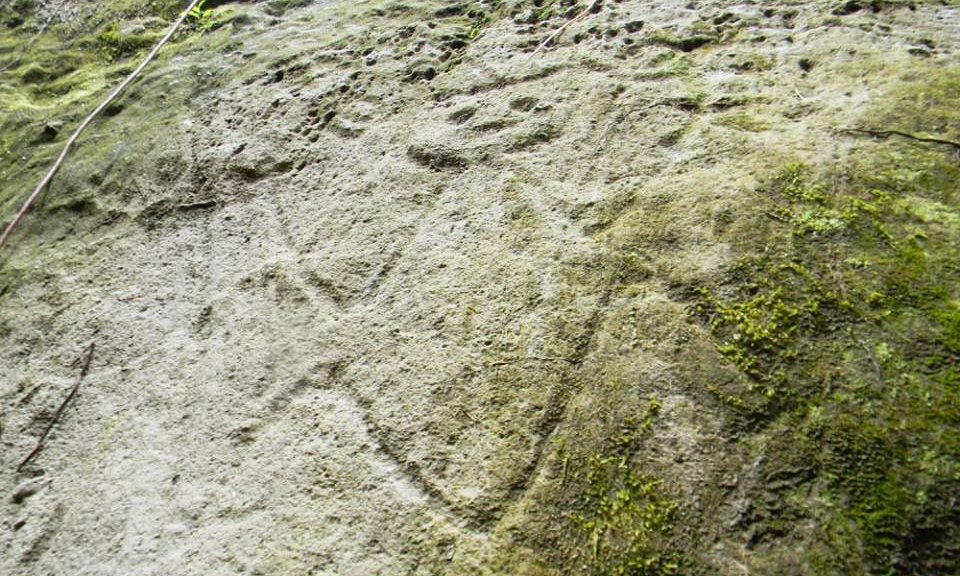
(2, 1), (958, 574)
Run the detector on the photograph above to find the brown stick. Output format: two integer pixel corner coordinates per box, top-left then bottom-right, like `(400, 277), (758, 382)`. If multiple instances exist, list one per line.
(839, 127), (960, 153)
(488, 355), (580, 367)
(528, 0), (598, 59)
(17, 342), (96, 472)
(0, 0), (202, 250)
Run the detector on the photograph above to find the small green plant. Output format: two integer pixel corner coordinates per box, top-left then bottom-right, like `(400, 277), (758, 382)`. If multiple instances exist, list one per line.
(568, 397), (680, 576)
(187, 0), (215, 32)
(466, 7), (492, 40)
(530, 0), (564, 23)
(574, 457), (679, 576)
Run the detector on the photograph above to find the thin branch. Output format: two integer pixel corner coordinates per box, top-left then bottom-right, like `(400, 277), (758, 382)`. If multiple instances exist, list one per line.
(488, 355), (580, 367)
(0, 0), (203, 250)
(459, 408), (480, 424)
(838, 127), (960, 155)
(527, 0), (598, 60)
(17, 342), (96, 472)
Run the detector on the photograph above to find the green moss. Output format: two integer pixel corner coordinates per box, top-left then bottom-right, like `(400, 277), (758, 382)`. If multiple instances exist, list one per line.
(531, 0), (561, 23)
(0, 0), (33, 28)
(648, 24), (718, 53)
(573, 458), (678, 576)
(0, 0), (219, 290)
(637, 51), (695, 79)
(464, 2), (501, 39)
(694, 69), (960, 571)
(564, 398), (681, 576)
(96, 22), (158, 61)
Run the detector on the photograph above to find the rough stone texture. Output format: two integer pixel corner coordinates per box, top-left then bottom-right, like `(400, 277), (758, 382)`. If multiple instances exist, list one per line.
(1, 0), (958, 574)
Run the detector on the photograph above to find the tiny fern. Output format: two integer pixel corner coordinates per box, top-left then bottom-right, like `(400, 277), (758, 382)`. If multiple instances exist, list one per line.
(187, 0), (215, 32)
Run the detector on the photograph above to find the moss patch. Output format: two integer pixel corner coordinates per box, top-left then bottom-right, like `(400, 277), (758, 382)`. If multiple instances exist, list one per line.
(506, 392), (683, 576)
(0, 0), (221, 212)
(568, 397), (680, 576)
(694, 68), (960, 572)
(96, 22), (159, 61)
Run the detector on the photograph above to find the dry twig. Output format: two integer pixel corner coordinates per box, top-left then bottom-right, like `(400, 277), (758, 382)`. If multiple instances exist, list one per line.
(17, 342), (96, 472)
(459, 408), (480, 424)
(488, 356), (580, 367)
(838, 127), (960, 158)
(528, 0), (598, 59)
(0, 0), (202, 249)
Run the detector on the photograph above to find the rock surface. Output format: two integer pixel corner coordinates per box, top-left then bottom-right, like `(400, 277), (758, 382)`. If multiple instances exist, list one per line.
(1, 1), (958, 574)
